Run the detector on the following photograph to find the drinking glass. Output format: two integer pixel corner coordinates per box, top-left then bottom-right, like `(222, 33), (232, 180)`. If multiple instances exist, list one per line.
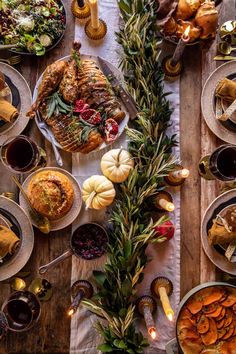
(1, 290), (41, 332)
(0, 135), (47, 173)
(199, 144), (236, 181)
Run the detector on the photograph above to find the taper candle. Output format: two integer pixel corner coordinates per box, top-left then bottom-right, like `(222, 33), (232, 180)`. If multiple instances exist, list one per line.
(151, 277), (174, 322)
(170, 25), (191, 67)
(88, 0), (99, 29)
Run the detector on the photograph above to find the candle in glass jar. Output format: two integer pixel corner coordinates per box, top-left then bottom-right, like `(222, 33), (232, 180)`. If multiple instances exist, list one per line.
(170, 25), (191, 67)
(88, 0), (99, 29)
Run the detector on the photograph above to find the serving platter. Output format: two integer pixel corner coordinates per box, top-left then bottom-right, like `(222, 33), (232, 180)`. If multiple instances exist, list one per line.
(201, 61), (236, 144)
(0, 63), (31, 144)
(0, 196), (34, 281)
(19, 167), (82, 231)
(33, 54), (129, 153)
(201, 189), (236, 275)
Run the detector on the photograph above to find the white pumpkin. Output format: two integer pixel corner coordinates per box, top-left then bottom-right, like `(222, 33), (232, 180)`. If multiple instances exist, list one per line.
(100, 149), (134, 183)
(82, 175), (116, 210)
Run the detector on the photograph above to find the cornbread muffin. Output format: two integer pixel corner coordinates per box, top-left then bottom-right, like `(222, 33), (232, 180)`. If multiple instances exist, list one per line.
(28, 170), (74, 220)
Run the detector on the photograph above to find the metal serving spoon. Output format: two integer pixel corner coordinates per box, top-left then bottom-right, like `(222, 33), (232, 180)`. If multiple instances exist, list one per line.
(12, 176), (51, 234)
(218, 42), (236, 55)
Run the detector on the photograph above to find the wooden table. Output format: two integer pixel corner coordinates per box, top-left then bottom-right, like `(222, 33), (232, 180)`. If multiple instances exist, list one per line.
(0, 0), (235, 353)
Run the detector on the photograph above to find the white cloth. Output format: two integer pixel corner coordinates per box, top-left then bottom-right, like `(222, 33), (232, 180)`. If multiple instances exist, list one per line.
(70, 1), (180, 352)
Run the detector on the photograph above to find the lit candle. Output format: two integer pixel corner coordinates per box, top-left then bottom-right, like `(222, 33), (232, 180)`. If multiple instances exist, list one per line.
(170, 26), (191, 67)
(67, 280), (93, 316)
(88, 0), (99, 30)
(136, 296), (158, 340)
(151, 277), (174, 322)
(155, 192), (175, 212)
(159, 286), (174, 321)
(170, 168), (190, 179)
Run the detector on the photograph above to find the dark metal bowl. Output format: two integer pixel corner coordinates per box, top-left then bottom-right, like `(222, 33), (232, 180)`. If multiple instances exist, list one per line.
(6, 0), (67, 56)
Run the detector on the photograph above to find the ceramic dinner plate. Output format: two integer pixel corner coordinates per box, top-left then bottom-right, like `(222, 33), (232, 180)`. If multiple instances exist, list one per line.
(201, 61), (236, 144)
(0, 63), (32, 144)
(0, 196), (34, 281)
(19, 167), (82, 231)
(33, 54), (129, 153)
(201, 189), (236, 275)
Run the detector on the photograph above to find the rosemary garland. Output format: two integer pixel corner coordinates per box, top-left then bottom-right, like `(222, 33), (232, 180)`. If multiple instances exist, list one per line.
(83, 0), (178, 352)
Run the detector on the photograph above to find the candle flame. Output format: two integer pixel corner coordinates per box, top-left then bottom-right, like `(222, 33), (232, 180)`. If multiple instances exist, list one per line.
(166, 202), (175, 212)
(148, 327), (157, 340)
(167, 312), (174, 322)
(68, 309), (74, 316)
(181, 168), (190, 178)
(183, 25), (191, 40)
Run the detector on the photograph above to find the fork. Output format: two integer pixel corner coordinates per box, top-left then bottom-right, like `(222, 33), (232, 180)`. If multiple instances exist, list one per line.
(0, 55), (22, 66)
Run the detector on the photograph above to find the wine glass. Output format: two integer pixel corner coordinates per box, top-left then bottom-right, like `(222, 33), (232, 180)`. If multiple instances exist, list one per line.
(199, 144), (236, 181)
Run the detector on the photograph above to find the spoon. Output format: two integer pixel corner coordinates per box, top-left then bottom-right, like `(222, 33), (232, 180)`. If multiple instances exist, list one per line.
(218, 42), (236, 55)
(12, 176), (51, 234)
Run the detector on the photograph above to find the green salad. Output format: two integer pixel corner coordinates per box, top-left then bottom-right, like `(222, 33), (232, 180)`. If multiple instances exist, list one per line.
(0, 0), (66, 56)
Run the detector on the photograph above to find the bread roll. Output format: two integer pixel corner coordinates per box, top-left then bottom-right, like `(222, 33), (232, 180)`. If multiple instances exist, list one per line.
(215, 78), (236, 102)
(195, 1), (218, 39)
(175, 0), (202, 20)
(28, 170), (74, 220)
(0, 224), (20, 258)
(0, 99), (19, 122)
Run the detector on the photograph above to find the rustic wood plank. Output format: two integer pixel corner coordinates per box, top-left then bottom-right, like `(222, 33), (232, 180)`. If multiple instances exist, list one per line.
(0, 0), (74, 353)
(180, 45), (202, 297)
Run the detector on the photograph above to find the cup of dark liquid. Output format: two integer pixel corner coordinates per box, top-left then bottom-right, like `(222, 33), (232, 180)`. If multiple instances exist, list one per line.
(1, 291), (41, 332)
(0, 135), (47, 173)
(199, 144), (236, 181)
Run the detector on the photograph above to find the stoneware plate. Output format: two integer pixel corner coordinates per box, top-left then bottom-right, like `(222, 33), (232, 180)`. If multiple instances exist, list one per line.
(0, 196), (34, 281)
(201, 61), (236, 144)
(201, 189), (236, 275)
(0, 63), (31, 143)
(33, 54), (129, 153)
(19, 167), (82, 231)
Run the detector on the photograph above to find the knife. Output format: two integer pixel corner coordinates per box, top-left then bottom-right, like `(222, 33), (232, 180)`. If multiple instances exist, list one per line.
(97, 56), (138, 120)
(214, 55), (236, 61)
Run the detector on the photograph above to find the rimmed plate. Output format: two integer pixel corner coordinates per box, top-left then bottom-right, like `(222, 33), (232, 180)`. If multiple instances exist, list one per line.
(19, 167), (82, 231)
(0, 63), (31, 144)
(201, 61), (236, 144)
(0, 196), (34, 281)
(33, 54), (129, 153)
(201, 189), (236, 275)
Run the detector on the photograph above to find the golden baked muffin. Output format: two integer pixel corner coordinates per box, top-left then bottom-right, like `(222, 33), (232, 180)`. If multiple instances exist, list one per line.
(28, 170), (74, 220)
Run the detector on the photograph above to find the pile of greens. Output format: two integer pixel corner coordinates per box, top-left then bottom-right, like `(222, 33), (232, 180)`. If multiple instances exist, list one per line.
(0, 0), (66, 55)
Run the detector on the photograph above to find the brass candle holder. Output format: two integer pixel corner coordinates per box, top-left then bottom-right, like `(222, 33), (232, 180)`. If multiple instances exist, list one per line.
(136, 296), (157, 340)
(28, 278), (53, 302)
(165, 165), (190, 186)
(10, 277), (26, 291)
(85, 18), (107, 40)
(155, 191), (175, 212)
(68, 280), (93, 316)
(162, 56), (183, 80)
(71, 0), (90, 19)
(151, 277), (174, 321)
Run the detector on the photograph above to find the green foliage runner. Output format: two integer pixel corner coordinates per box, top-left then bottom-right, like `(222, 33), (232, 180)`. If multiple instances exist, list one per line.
(83, 0), (178, 352)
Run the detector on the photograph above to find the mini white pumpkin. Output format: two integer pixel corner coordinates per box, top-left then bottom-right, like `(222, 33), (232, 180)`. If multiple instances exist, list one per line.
(82, 175), (116, 210)
(100, 149), (134, 183)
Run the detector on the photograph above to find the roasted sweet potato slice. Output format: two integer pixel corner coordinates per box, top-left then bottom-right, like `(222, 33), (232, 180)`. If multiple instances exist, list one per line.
(222, 324), (234, 340)
(216, 318), (225, 329)
(219, 290), (228, 303)
(233, 320), (236, 336)
(202, 288), (224, 306)
(233, 303), (236, 315)
(197, 315), (209, 334)
(216, 307), (226, 321)
(206, 304), (222, 318)
(178, 318), (195, 331)
(201, 318), (218, 346)
(220, 336), (236, 354)
(203, 302), (218, 314)
(223, 309), (233, 327)
(221, 294), (236, 307)
(201, 350), (219, 354)
(218, 327), (227, 340)
(179, 328), (199, 340)
(179, 307), (196, 325)
(187, 297), (203, 315)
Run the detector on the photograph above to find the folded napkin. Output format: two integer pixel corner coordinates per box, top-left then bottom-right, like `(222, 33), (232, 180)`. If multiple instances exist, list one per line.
(215, 78), (236, 102)
(0, 224), (20, 259)
(0, 99), (19, 122)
